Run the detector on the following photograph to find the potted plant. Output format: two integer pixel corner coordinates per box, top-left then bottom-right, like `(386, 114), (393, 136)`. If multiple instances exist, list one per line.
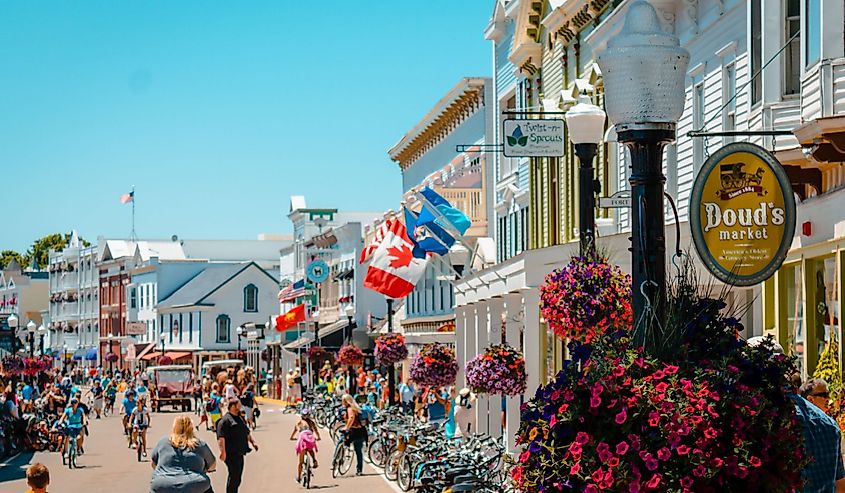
(375, 333), (408, 366)
(465, 343), (526, 396)
(409, 343), (458, 387)
(338, 345), (364, 366)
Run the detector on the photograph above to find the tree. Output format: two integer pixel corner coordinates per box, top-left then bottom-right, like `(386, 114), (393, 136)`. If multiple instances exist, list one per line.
(26, 233), (91, 269)
(0, 250), (27, 270)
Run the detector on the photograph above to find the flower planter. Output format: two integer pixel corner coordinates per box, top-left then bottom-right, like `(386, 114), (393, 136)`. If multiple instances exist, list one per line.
(337, 345), (364, 366)
(410, 343), (457, 387)
(375, 333), (408, 366)
(465, 344), (526, 396)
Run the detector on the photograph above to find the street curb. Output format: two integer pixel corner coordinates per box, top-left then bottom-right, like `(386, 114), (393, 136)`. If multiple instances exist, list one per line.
(255, 396), (286, 406)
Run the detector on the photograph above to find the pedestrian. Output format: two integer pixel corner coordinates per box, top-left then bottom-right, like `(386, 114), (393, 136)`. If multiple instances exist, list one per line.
(207, 383), (223, 429)
(398, 379), (414, 415)
(25, 463), (49, 493)
(341, 394), (367, 476)
(217, 397), (258, 493)
(240, 384), (256, 428)
(425, 387), (450, 427)
(151, 416), (217, 493)
(800, 378), (833, 415)
(453, 388), (477, 437)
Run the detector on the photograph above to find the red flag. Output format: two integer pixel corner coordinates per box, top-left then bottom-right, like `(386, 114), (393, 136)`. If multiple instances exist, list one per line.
(363, 218), (428, 299)
(275, 304), (306, 332)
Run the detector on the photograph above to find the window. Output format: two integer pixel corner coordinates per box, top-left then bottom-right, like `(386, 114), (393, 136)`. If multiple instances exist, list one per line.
(723, 63), (737, 139)
(129, 287), (137, 309)
(216, 315), (230, 343)
(784, 0), (801, 95)
(243, 284), (258, 312)
(805, 0), (820, 67)
(693, 83), (705, 170)
(751, 0), (763, 105)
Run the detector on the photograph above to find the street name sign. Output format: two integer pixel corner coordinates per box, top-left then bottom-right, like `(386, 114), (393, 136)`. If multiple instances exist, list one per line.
(503, 119), (565, 157)
(689, 142), (796, 286)
(599, 191), (631, 209)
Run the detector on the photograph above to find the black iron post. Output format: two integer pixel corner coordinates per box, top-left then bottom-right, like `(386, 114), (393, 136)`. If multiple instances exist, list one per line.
(618, 125), (675, 345)
(28, 332), (34, 357)
(574, 143), (599, 255)
(386, 298), (395, 407)
(39, 334), (45, 356)
(346, 313), (356, 395)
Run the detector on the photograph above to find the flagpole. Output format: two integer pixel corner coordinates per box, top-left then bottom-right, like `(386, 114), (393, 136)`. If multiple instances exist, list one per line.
(386, 298), (396, 407)
(130, 185), (137, 241)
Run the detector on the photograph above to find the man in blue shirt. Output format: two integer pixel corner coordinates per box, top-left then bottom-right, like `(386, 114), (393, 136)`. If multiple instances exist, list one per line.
(789, 392), (845, 492)
(121, 391), (137, 446)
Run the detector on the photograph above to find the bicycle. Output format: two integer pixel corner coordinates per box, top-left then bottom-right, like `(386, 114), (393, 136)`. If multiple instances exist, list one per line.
(64, 427), (81, 469)
(301, 450), (314, 489)
(331, 431), (354, 478)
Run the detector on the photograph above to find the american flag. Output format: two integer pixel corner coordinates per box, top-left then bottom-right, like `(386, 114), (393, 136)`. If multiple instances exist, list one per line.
(277, 279), (306, 303)
(359, 220), (391, 264)
(120, 191), (134, 204)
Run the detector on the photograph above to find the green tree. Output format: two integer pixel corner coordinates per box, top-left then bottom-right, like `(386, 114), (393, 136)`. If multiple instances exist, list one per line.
(26, 233), (91, 269)
(0, 250), (27, 270)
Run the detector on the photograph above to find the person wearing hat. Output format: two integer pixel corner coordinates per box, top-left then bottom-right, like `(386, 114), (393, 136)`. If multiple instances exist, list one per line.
(453, 388), (477, 437)
(56, 397), (86, 459)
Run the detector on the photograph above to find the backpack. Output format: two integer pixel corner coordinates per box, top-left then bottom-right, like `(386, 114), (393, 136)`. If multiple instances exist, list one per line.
(360, 405), (374, 426)
(205, 397), (218, 413)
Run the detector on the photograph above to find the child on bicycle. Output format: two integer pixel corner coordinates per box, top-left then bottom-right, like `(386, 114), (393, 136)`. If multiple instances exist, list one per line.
(289, 409), (320, 483)
(131, 396), (151, 458)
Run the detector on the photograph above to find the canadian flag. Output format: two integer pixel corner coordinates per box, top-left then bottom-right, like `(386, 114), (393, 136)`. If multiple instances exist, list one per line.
(363, 218), (428, 299)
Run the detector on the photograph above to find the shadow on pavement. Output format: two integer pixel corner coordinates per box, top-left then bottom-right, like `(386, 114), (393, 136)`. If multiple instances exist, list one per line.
(0, 452), (34, 483)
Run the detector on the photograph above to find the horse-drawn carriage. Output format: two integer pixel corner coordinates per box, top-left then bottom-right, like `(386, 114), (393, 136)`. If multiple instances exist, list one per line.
(720, 162), (765, 191)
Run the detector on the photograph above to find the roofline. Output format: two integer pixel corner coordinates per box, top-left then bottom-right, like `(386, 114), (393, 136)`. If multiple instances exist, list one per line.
(196, 262), (278, 304)
(387, 77), (490, 161)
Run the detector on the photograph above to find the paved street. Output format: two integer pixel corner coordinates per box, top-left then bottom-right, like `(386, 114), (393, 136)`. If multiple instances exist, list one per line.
(0, 400), (396, 493)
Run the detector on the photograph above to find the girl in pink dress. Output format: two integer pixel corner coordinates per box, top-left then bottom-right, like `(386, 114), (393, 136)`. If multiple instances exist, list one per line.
(290, 410), (320, 483)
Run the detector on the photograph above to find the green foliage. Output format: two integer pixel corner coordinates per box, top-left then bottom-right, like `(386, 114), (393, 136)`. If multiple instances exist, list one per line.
(0, 250), (28, 270)
(813, 337), (841, 397)
(25, 233), (90, 269)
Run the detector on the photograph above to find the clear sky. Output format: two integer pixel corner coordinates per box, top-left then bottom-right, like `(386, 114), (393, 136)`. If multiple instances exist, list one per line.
(0, 1), (491, 252)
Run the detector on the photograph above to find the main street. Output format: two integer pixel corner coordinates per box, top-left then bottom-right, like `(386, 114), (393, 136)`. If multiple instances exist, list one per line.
(0, 400), (396, 493)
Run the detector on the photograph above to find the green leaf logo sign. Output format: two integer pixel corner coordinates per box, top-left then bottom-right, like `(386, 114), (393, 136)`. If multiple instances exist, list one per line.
(507, 125), (528, 147)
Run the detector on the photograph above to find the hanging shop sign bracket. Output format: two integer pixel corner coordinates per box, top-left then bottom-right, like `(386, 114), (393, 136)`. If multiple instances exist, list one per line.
(687, 130), (794, 138)
(689, 142), (796, 287)
(598, 190), (631, 209)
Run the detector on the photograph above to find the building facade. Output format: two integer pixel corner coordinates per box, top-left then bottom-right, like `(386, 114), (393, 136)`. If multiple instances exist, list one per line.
(0, 260), (49, 355)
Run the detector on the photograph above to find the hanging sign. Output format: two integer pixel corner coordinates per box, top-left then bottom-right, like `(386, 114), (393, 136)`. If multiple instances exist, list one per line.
(306, 259), (330, 284)
(599, 190), (631, 209)
(502, 119), (565, 157)
(689, 142), (796, 286)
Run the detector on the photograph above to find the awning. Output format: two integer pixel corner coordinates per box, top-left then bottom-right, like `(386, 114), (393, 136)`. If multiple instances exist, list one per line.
(317, 318), (351, 340)
(72, 348), (86, 361)
(164, 351), (192, 361)
(85, 348), (98, 361)
(130, 343), (156, 362)
(284, 333), (315, 350)
(141, 351), (162, 361)
(334, 268), (354, 281)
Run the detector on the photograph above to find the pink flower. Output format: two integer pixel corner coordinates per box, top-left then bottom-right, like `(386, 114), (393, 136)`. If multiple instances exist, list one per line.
(657, 448), (671, 461)
(676, 444), (691, 455)
(680, 476), (693, 488)
(615, 441), (629, 455)
(575, 432), (590, 445)
(645, 457), (659, 471)
(590, 396), (602, 408)
(615, 409), (628, 424)
(749, 456), (762, 467)
(570, 462), (581, 475)
(585, 486), (599, 493)
(645, 474), (662, 489)
(693, 465), (707, 477)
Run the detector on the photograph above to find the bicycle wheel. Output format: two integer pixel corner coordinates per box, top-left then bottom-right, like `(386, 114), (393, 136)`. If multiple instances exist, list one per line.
(137, 437), (142, 462)
(384, 449), (403, 481)
(67, 439), (76, 469)
(303, 455), (312, 489)
(368, 438), (385, 467)
(331, 445), (344, 479)
(338, 445), (354, 476)
(396, 455), (414, 492)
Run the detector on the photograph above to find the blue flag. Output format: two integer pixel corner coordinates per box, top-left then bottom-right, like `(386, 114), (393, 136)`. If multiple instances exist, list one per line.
(404, 208), (454, 257)
(417, 187), (471, 237)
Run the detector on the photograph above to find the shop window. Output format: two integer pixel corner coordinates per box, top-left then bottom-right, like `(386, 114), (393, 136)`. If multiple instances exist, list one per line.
(216, 314), (231, 343)
(786, 264), (805, 377)
(243, 284), (258, 312)
(784, 0), (801, 95)
(750, 0), (763, 105)
(693, 83), (705, 170)
(129, 288), (137, 309)
(814, 257), (839, 370)
(723, 63), (737, 137)
(805, 0), (820, 68)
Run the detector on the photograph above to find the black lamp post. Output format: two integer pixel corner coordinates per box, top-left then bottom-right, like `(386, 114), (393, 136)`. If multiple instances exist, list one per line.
(159, 333), (166, 360)
(597, 0), (689, 344)
(38, 324), (46, 356)
(26, 320), (36, 358)
(344, 305), (356, 395)
(565, 93), (607, 255)
(386, 298), (396, 407)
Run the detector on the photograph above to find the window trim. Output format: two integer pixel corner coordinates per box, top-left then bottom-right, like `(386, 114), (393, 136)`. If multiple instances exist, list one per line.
(243, 284), (259, 313)
(216, 314), (231, 343)
(804, 0), (821, 69)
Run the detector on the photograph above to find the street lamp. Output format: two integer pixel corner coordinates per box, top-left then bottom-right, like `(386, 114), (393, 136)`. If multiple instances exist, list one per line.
(565, 92), (607, 255)
(62, 343), (69, 370)
(597, 0), (689, 344)
(37, 324), (46, 356)
(25, 320), (36, 357)
(7, 313), (18, 355)
(344, 304), (357, 395)
(159, 333), (166, 359)
(236, 326), (246, 364)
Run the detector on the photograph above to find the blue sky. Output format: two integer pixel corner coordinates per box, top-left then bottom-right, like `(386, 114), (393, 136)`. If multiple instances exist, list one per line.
(0, 1), (491, 252)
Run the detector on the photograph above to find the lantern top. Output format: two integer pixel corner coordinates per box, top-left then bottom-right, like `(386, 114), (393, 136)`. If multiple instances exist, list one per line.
(609, 1), (678, 50)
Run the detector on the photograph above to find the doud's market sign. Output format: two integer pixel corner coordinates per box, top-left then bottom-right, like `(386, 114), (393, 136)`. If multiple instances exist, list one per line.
(503, 119), (565, 157)
(690, 142), (796, 286)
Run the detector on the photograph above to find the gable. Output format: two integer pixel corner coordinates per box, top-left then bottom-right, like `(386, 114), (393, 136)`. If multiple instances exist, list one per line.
(197, 263), (278, 305)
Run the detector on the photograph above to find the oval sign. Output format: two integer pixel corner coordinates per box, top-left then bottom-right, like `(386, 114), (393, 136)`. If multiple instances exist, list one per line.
(306, 259), (330, 284)
(689, 142), (796, 286)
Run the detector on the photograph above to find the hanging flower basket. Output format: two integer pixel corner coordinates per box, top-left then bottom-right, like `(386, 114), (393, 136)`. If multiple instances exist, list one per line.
(540, 253), (633, 344)
(105, 352), (119, 363)
(337, 345), (364, 366)
(158, 355), (173, 365)
(410, 343), (458, 387)
(307, 346), (326, 358)
(465, 344), (526, 396)
(375, 333), (408, 366)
